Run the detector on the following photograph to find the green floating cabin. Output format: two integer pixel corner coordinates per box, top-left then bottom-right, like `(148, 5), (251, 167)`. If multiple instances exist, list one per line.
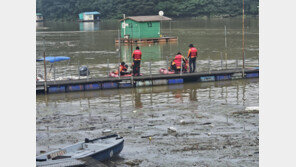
(78, 11), (100, 22)
(36, 13), (43, 22)
(120, 15), (172, 39)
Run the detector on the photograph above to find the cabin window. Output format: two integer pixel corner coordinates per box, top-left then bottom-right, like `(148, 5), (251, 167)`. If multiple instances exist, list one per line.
(129, 23), (133, 28)
(147, 22), (152, 27)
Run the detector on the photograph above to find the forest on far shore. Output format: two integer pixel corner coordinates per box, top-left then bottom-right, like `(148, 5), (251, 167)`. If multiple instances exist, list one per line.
(37, 0), (259, 21)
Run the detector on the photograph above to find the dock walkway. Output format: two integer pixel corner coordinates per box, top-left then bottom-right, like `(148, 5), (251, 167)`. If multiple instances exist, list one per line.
(36, 68), (259, 94)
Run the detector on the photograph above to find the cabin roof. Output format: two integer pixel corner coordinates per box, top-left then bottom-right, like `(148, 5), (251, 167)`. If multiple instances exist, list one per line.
(80, 11), (100, 15)
(120, 15), (172, 22)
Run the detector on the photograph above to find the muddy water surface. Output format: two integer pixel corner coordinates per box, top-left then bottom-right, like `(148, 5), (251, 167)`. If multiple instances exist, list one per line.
(36, 17), (259, 166)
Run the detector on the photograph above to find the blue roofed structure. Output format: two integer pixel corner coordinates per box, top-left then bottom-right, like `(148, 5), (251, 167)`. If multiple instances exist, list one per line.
(78, 11), (100, 22)
(36, 13), (43, 22)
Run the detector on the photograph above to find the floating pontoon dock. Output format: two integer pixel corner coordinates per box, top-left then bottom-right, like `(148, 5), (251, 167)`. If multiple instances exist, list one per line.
(115, 37), (178, 44)
(36, 68), (258, 94)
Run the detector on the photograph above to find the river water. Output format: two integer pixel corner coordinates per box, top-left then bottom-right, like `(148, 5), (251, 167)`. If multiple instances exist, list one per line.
(36, 17), (259, 166)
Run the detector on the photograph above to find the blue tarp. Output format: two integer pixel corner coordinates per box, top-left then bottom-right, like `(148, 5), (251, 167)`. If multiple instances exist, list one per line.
(36, 56), (70, 63)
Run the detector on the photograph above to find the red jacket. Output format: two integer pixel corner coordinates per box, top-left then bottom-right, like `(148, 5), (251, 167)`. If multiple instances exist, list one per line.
(173, 54), (185, 68)
(120, 65), (127, 72)
(132, 49), (142, 60)
(187, 47), (198, 58)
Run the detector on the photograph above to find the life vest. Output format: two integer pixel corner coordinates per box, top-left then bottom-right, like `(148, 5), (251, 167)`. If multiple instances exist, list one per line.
(173, 54), (183, 69)
(132, 50), (142, 60)
(188, 47), (198, 58)
(120, 65), (127, 72)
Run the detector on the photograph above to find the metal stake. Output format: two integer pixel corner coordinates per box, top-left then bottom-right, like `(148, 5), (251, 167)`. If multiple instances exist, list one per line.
(220, 52), (223, 70)
(166, 56), (169, 69)
(242, 51), (245, 77)
(224, 25), (227, 48)
(78, 60), (80, 79)
(118, 29), (121, 79)
(236, 53), (238, 68)
(208, 55), (211, 73)
(118, 65), (121, 79)
(149, 60), (152, 77)
(53, 63), (56, 82)
(42, 36), (47, 93)
(87, 63), (89, 81)
(107, 59), (110, 77)
(43, 51), (47, 93)
(180, 59), (183, 75)
(225, 52), (228, 69)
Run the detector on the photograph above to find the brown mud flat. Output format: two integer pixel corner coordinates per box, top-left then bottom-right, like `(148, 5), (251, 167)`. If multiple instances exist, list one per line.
(37, 107), (258, 167)
(37, 80), (259, 166)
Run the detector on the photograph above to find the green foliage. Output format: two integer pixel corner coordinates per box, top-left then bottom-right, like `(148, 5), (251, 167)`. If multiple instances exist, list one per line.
(36, 0), (259, 21)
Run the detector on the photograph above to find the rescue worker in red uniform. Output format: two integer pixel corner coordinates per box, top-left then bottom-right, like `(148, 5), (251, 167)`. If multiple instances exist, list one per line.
(119, 62), (129, 76)
(171, 52), (186, 74)
(132, 46), (142, 76)
(187, 44), (198, 73)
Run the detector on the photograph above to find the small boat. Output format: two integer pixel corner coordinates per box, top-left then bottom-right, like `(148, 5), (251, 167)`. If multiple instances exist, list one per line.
(36, 134), (124, 167)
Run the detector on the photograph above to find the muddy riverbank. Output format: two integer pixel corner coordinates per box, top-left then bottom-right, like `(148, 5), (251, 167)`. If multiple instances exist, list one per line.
(37, 79), (258, 166)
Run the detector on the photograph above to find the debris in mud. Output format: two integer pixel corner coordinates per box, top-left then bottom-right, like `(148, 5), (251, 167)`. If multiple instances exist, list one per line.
(78, 126), (96, 131)
(200, 122), (212, 125)
(180, 120), (185, 125)
(125, 159), (143, 166)
(89, 127), (96, 130)
(40, 150), (46, 154)
(172, 144), (199, 152)
(141, 134), (156, 138)
(232, 110), (259, 115)
(102, 129), (112, 134)
(167, 127), (177, 133)
(178, 120), (195, 125)
(245, 106), (259, 111)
